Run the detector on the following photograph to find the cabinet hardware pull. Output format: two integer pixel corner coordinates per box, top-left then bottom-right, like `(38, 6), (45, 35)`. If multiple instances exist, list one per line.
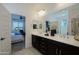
(60, 50), (61, 55)
(56, 49), (58, 55)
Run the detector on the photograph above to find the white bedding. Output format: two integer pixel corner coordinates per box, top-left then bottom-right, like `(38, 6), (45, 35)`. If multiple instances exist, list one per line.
(11, 33), (24, 43)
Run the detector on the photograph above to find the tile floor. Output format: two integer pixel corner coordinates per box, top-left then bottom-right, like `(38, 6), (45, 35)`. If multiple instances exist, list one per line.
(12, 47), (42, 55)
(11, 41), (25, 53)
(11, 41), (41, 55)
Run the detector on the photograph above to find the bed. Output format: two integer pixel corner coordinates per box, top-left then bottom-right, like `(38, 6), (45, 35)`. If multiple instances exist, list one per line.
(11, 33), (24, 43)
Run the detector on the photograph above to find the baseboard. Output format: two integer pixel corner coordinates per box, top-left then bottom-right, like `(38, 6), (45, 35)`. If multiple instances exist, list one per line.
(0, 52), (11, 55)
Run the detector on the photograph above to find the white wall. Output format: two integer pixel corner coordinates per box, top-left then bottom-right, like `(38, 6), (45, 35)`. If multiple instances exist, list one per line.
(0, 4), (11, 54)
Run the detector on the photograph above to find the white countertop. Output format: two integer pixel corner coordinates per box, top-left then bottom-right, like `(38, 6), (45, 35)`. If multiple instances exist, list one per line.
(32, 32), (79, 47)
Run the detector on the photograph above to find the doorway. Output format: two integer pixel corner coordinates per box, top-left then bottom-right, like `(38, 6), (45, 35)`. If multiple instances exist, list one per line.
(11, 14), (25, 53)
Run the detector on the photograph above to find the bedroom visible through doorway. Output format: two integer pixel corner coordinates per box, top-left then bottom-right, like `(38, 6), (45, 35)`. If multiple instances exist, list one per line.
(11, 14), (25, 53)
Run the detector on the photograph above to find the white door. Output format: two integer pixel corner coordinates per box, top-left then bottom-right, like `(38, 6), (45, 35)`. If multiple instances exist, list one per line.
(0, 4), (11, 55)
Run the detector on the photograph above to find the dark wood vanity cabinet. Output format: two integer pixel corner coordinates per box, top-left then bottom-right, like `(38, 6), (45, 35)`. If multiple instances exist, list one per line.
(32, 35), (58, 55)
(32, 35), (47, 54)
(32, 35), (79, 55)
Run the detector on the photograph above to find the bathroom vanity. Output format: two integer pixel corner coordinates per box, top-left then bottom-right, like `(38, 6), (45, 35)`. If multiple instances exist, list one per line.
(32, 33), (79, 55)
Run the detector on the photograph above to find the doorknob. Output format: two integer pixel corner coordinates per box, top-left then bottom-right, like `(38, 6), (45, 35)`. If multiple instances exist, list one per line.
(0, 38), (5, 40)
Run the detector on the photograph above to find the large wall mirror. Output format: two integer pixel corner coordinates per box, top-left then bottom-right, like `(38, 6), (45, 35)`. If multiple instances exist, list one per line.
(32, 4), (79, 37)
(45, 10), (68, 35)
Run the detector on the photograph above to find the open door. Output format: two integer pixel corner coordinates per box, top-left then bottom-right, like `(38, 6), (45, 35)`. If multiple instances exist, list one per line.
(0, 4), (11, 55)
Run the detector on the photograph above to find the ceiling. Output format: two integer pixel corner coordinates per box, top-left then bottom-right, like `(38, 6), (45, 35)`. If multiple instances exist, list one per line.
(2, 3), (75, 16)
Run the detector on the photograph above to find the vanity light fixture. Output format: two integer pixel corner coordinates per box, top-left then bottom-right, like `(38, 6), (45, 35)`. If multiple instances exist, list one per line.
(38, 9), (46, 17)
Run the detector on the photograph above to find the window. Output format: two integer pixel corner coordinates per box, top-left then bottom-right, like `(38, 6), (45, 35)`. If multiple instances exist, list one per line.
(12, 15), (25, 33)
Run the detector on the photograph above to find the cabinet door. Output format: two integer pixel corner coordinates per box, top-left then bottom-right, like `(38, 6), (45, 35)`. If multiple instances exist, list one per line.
(47, 39), (58, 55)
(32, 35), (36, 48)
(60, 44), (79, 55)
(47, 44), (58, 55)
(32, 35), (40, 49)
(39, 38), (48, 55)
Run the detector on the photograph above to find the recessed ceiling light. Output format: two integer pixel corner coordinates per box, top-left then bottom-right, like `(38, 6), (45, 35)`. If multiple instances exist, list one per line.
(38, 9), (46, 16)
